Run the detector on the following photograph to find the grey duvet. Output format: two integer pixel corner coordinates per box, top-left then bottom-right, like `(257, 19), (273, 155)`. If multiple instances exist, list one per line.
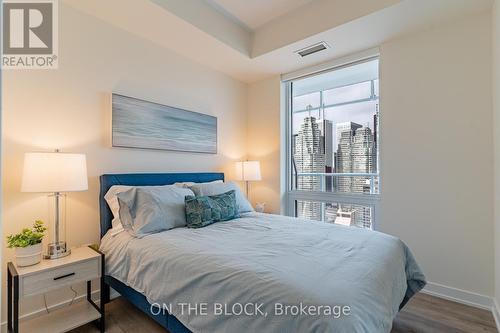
(100, 212), (425, 333)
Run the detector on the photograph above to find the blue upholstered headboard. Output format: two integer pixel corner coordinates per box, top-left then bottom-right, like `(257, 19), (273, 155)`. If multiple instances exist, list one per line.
(99, 172), (225, 238)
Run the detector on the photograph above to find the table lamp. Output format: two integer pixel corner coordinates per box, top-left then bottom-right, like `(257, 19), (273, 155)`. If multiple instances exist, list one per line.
(21, 151), (88, 259)
(235, 160), (261, 198)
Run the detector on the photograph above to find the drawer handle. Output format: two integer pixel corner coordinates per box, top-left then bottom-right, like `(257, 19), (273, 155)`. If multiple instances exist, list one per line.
(53, 272), (75, 280)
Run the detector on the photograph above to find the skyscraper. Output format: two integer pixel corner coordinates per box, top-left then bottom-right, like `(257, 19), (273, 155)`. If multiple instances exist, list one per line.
(335, 122), (377, 228)
(293, 116), (332, 220)
(335, 122), (362, 193)
(318, 119), (334, 192)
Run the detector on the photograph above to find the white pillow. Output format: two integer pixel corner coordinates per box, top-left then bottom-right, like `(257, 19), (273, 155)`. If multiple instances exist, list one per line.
(104, 185), (134, 233)
(105, 180), (224, 235)
(117, 185), (195, 238)
(174, 180), (223, 188)
(189, 181), (253, 213)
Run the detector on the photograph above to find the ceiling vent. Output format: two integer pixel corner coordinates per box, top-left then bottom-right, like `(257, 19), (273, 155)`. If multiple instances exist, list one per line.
(295, 42), (329, 57)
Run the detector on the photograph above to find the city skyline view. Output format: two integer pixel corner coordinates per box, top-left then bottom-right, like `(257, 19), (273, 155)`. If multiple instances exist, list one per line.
(291, 59), (379, 228)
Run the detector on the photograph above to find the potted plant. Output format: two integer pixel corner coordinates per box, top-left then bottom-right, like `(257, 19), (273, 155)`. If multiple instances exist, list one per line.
(7, 220), (46, 267)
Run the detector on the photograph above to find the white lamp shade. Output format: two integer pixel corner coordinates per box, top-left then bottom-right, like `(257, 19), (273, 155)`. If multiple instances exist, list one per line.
(21, 152), (88, 193)
(235, 161), (261, 181)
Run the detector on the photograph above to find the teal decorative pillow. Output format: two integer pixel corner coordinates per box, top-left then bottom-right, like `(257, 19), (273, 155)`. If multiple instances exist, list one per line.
(185, 190), (240, 228)
(188, 181), (254, 213)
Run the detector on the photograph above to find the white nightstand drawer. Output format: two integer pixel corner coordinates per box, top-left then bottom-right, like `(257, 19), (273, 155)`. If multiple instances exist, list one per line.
(21, 257), (100, 297)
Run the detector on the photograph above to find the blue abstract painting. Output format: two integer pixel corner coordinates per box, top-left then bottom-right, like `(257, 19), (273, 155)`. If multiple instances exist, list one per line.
(112, 94), (217, 154)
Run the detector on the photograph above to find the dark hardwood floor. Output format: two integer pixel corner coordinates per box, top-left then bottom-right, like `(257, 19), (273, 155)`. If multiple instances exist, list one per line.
(72, 293), (497, 333)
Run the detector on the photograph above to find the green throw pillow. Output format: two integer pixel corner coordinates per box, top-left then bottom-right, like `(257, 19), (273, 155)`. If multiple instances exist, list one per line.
(185, 190), (240, 228)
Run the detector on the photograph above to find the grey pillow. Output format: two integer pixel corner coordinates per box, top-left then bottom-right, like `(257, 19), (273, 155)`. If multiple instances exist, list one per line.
(189, 181), (253, 213)
(117, 185), (194, 238)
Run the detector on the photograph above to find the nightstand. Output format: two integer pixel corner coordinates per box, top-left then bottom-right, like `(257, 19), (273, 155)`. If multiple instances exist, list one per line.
(7, 246), (105, 333)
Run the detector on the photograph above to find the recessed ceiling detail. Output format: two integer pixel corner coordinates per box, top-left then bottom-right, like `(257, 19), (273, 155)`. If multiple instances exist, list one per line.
(206, 0), (314, 30)
(66, 0), (494, 83)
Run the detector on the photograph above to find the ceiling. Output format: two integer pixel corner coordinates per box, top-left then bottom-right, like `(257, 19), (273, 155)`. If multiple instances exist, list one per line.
(206, 0), (315, 30)
(65, 0), (494, 84)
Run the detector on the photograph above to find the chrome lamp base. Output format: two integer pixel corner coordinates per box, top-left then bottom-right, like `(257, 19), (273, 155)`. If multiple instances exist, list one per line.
(44, 241), (71, 259)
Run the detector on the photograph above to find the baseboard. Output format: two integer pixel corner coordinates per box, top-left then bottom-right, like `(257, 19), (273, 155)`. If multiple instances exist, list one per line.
(422, 281), (492, 310)
(0, 288), (120, 332)
(493, 298), (500, 332)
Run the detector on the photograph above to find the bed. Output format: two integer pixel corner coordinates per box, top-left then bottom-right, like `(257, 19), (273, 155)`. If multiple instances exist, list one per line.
(99, 172), (426, 333)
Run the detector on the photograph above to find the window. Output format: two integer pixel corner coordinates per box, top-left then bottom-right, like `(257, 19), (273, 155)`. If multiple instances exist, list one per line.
(285, 58), (380, 229)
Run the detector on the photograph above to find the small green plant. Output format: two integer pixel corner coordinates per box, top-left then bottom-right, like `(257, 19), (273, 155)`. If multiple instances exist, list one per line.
(7, 220), (47, 248)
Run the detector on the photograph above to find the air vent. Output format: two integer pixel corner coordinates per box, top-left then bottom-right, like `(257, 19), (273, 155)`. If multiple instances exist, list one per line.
(296, 42), (329, 57)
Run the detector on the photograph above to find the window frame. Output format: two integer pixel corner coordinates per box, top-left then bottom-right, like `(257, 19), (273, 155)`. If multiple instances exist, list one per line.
(283, 56), (381, 229)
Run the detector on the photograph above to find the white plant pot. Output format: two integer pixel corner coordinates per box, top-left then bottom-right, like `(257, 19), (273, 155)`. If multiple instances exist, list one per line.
(15, 243), (42, 267)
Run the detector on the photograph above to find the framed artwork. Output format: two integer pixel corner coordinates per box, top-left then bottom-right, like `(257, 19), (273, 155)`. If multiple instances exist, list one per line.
(112, 93), (217, 154)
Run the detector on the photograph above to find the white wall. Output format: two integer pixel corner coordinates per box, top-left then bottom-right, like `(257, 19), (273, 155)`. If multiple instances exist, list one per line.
(1, 2), (248, 321)
(378, 11), (493, 299)
(493, 0), (500, 316)
(248, 11), (495, 300)
(247, 76), (282, 213)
